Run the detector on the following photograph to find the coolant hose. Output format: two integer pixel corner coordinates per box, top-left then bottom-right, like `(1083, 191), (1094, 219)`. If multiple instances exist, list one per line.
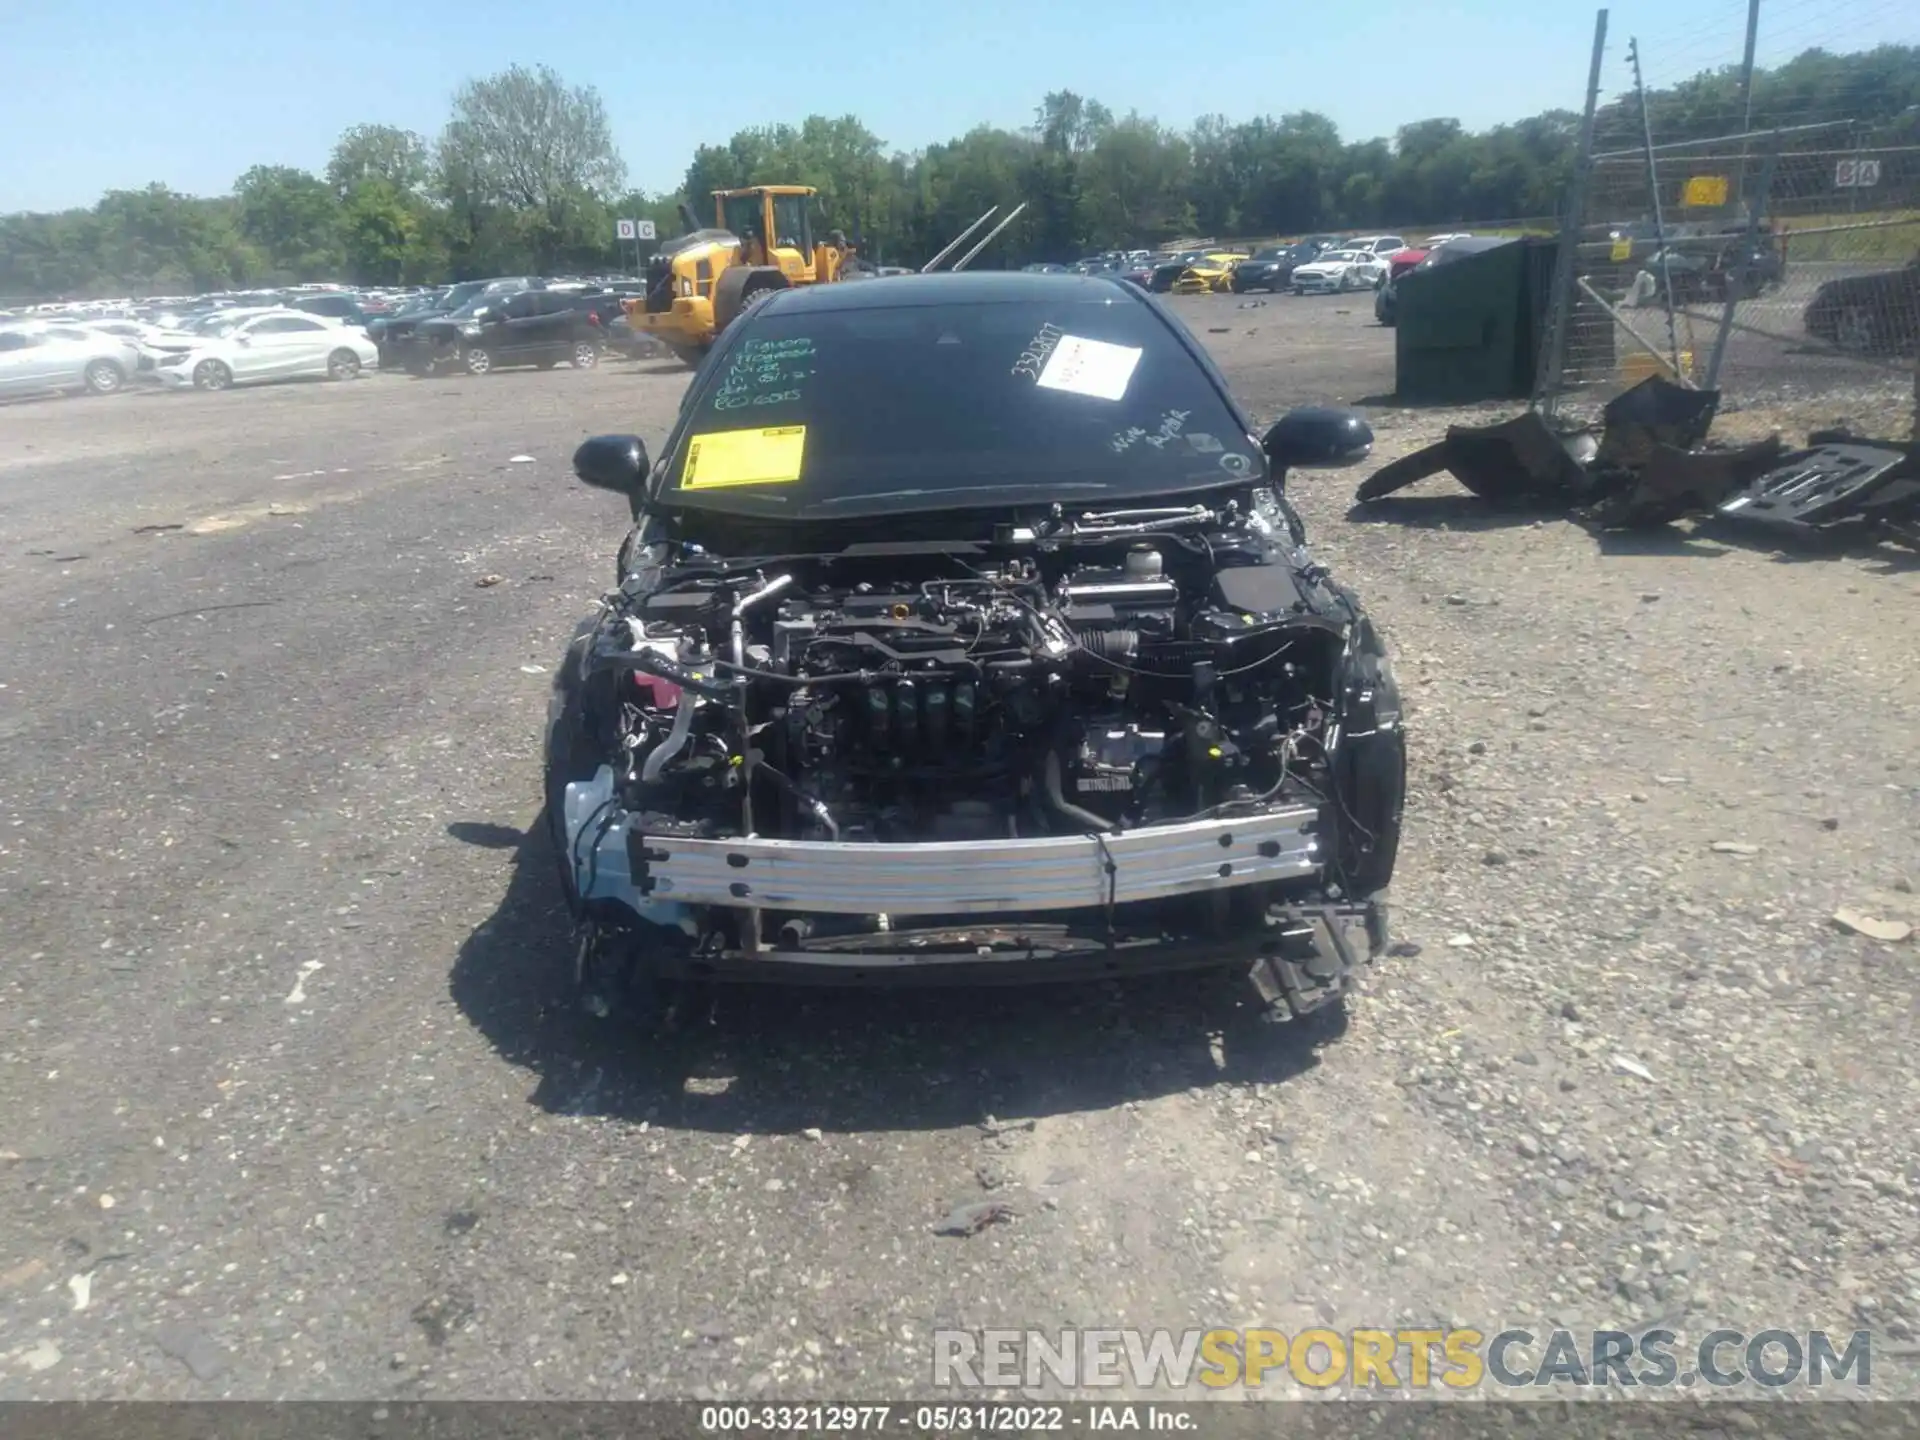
(746, 752), (840, 840)
(640, 691), (697, 782)
(1043, 749), (1116, 833)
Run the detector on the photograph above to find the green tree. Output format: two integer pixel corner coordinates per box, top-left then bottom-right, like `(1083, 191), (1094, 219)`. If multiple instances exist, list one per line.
(339, 179), (435, 284)
(233, 165), (342, 277)
(1077, 115), (1194, 246)
(1188, 114), (1244, 237)
(94, 184), (251, 292)
(327, 124), (430, 198)
(436, 63), (625, 271)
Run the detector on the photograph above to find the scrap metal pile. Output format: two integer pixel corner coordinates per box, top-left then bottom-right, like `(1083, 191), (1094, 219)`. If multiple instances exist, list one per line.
(1352, 377), (1920, 550)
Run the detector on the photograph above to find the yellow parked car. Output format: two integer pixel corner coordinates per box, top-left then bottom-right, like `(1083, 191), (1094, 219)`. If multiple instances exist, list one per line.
(1169, 251), (1245, 294)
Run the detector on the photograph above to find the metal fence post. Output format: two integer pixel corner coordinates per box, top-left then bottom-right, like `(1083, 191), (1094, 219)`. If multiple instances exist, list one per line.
(1733, 0), (1762, 209)
(1534, 7), (1610, 419)
(1628, 38), (1684, 379)
(1703, 138), (1780, 393)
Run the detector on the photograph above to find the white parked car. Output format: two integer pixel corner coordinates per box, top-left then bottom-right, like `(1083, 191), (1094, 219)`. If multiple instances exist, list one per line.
(1344, 234), (1409, 257)
(84, 318), (196, 350)
(151, 310), (379, 391)
(78, 318), (211, 373)
(1290, 249), (1391, 294)
(0, 324), (141, 398)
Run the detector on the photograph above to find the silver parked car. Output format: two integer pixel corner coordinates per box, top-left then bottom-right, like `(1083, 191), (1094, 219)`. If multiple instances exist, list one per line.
(0, 324), (141, 398)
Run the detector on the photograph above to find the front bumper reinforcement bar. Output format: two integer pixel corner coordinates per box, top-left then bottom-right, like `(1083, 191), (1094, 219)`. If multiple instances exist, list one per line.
(563, 769), (1321, 917)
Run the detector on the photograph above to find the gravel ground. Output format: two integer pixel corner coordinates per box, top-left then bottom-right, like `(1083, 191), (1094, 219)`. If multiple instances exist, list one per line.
(1, 296), (1917, 1405)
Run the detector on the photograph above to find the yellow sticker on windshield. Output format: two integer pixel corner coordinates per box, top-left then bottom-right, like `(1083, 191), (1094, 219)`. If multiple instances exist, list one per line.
(681, 425), (806, 490)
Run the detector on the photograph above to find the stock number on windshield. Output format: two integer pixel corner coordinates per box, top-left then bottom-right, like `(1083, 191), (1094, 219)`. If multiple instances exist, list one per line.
(699, 1406), (894, 1432)
(698, 1405), (1066, 1432)
(1012, 323), (1065, 380)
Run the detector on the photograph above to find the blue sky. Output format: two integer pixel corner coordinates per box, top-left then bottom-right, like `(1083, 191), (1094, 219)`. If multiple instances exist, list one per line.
(2, 0), (1911, 212)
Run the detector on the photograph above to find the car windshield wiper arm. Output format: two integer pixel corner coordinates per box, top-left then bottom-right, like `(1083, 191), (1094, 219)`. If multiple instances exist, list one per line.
(815, 483), (1109, 507)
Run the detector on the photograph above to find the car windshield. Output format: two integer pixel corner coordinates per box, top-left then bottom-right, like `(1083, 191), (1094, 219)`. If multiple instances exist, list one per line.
(1322, 251), (1364, 264)
(192, 314), (245, 336)
(656, 289), (1259, 522)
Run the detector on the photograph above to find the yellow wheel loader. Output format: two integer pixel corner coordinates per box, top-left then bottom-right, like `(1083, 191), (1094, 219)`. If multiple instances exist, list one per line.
(622, 185), (861, 366)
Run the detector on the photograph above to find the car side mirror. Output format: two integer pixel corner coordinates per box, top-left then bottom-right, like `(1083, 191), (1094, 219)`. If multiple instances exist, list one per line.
(1260, 406), (1375, 481)
(573, 434), (649, 497)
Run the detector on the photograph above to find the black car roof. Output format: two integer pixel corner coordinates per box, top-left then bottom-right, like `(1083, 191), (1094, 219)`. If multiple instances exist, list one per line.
(754, 270), (1145, 316)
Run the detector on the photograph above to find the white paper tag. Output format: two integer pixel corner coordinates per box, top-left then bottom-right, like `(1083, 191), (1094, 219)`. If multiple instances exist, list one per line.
(1034, 335), (1142, 402)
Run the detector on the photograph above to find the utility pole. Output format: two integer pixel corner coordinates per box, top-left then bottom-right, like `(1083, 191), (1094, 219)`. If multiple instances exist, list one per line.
(1534, 7), (1609, 416)
(1629, 37), (1684, 380)
(1733, 0), (1762, 209)
(1737, 0), (1761, 134)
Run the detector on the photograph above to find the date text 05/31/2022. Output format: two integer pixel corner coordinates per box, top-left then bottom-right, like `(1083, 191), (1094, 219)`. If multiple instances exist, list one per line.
(699, 1404), (1194, 1431)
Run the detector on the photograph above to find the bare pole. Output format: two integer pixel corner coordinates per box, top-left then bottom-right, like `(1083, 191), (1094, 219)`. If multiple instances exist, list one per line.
(1734, 0), (1762, 209)
(1702, 138), (1779, 391)
(1738, 0), (1761, 134)
(1534, 7), (1609, 417)
(921, 207), (999, 273)
(1629, 37), (1684, 379)
(952, 202), (1028, 271)
(1589, 118), (1845, 161)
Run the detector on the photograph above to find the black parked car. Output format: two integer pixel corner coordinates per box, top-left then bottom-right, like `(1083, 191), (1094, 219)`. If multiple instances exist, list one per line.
(367, 291), (453, 367)
(547, 271), (1404, 1028)
(1231, 241), (1332, 294)
(1642, 232), (1787, 305)
(552, 288), (629, 328)
(1803, 253), (1920, 354)
(1148, 251), (1210, 292)
(374, 277), (546, 365)
(408, 289), (602, 375)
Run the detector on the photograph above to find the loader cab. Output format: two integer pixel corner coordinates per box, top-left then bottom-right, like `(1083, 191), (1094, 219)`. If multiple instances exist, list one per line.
(716, 186), (816, 284)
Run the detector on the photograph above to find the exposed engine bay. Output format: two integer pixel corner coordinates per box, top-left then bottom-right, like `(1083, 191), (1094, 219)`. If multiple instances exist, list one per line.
(549, 485), (1405, 1017)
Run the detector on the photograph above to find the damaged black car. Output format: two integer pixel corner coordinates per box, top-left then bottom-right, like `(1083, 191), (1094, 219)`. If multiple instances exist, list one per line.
(547, 271), (1404, 1028)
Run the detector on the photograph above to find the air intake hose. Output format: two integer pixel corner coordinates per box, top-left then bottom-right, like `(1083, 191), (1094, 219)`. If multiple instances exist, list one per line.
(1072, 628), (1140, 668)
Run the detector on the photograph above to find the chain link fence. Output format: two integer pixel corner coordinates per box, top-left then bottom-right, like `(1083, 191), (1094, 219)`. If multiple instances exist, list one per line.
(1536, 1), (1919, 434)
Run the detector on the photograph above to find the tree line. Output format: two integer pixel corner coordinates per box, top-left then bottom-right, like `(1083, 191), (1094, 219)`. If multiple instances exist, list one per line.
(2, 46), (1914, 301)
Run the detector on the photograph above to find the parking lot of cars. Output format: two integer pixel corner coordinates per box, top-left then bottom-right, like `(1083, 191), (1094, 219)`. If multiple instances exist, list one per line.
(0, 275), (656, 403)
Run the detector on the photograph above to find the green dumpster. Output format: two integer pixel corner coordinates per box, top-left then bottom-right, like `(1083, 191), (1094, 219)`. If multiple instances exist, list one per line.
(1394, 237), (1606, 403)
